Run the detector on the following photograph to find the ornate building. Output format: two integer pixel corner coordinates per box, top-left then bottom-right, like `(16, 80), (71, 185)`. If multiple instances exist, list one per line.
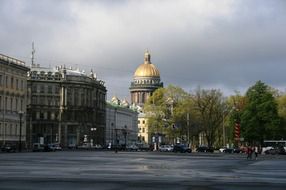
(130, 51), (163, 144)
(0, 54), (30, 147)
(27, 65), (106, 148)
(130, 51), (163, 107)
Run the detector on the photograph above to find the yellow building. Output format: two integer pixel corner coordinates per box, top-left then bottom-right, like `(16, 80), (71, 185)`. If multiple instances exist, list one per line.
(0, 54), (29, 148)
(130, 51), (163, 144)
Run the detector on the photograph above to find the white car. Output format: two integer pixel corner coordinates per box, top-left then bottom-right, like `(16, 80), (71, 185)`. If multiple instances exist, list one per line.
(219, 147), (226, 153)
(159, 145), (173, 152)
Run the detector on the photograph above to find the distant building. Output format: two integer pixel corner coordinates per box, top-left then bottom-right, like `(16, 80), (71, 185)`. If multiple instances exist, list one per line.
(0, 54), (30, 147)
(129, 51), (163, 144)
(105, 97), (138, 146)
(26, 65), (106, 148)
(130, 51), (163, 107)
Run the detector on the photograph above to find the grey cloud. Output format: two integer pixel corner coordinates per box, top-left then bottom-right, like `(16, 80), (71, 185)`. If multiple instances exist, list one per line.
(1, 0), (286, 99)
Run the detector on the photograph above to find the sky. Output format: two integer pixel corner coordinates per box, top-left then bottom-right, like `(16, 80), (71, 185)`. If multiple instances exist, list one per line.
(1, 0), (286, 100)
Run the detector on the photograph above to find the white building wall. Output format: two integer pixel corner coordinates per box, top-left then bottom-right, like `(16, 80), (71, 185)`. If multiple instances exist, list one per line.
(105, 103), (138, 146)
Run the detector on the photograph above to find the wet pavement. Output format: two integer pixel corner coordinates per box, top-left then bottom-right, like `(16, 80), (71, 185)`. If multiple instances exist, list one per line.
(0, 151), (285, 189)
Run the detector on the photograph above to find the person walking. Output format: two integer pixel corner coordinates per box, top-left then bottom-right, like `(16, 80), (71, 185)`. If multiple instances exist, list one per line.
(254, 146), (258, 160)
(247, 146), (252, 160)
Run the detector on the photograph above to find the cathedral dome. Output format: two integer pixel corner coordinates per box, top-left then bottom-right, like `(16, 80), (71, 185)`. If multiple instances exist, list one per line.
(134, 51), (160, 78)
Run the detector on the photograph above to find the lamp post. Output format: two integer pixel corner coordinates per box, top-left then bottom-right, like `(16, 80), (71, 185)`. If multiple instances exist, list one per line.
(18, 111), (24, 152)
(90, 127), (97, 146)
(123, 125), (127, 149)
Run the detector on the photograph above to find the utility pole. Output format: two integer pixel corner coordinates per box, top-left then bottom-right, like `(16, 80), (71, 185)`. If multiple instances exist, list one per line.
(187, 113), (190, 146)
(18, 111), (24, 152)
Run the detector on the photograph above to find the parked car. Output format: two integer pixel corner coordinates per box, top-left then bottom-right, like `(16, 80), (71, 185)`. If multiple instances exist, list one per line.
(32, 143), (46, 152)
(265, 148), (279, 155)
(68, 144), (77, 149)
(136, 143), (151, 151)
(159, 145), (173, 152)
(196, 146), (214, 153)
(93, 144), (103, 150)
(219, 147), (227, 153)
(47, 143), (62, 151)
(173, 144), (192, 153)
(265, 146), (286, 155)
(224, 147), (241, 153)
(1, 144), (16, 153)
(126, 144), (139, 151)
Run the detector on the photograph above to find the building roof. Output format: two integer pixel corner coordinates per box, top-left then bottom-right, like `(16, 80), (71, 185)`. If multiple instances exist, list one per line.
(134, 51), (160, 78)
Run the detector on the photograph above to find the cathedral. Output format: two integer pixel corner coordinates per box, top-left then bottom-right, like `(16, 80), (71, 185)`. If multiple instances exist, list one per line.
(130, 51), (163, 144)
(130, 51), (163, 106)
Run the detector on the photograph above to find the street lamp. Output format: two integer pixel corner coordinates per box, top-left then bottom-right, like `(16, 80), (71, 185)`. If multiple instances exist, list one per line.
(123, 125), (127, 148)
(90, 127), (97, 146)
(18, 111), (24, 152)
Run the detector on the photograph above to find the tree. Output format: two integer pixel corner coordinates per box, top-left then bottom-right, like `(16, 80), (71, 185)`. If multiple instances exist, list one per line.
(241, 81), (280, 144)
(192, 88), (227, 147)
(144, 85), (189, 143)
(173, 95), (200, 145)
(275, 94), (286, 139)
(227, 92), (247, 144)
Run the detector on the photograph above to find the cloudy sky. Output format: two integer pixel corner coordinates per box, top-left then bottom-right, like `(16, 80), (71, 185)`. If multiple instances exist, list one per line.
(1, 0), (286, 100)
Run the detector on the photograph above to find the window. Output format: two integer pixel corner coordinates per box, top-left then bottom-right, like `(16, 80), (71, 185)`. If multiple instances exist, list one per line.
(11, 77), (14, 88)
(36, 112), (40, 119)
(16, 79), (19, 90)
(55, 86), (60, 94)
(40, 86), (45, 93)
(0, 75), (2, 86)
(5, 76), (8, 88)
(20, 99), (23, 111)
(21, 80), (24, 90)
(15, 98), (18, 110)
(142, 128), (145, 133)
(48, 86), (52, 94)
(40, 112), (44, 119)
(138, 120), (140, 124)
(142, 120), (145, 124)
(10, 98), (13, 111)
(5, 97), (7, 110)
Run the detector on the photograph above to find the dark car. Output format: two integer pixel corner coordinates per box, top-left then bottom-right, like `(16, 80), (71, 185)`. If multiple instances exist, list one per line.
(265, 146), (286, 155)
(196, 146), (214, 153)
(224, 147), (241, 153)
(173, 144), (192, 153)
(1, 144), (16, 153)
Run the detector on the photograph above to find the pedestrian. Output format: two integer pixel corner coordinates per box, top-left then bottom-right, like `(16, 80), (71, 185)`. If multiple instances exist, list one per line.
(246, 146), (252, 160)
(254, 146), (258, 160)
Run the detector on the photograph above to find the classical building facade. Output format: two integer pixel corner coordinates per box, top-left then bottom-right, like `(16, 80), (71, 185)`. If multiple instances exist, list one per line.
(129, 51), (163, 144)
(27, 65), (106, 148)
(0, 54), (30, 147)
(105, 97), (138, 146)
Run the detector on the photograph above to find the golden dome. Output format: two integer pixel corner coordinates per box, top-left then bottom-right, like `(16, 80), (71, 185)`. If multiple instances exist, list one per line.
(134, 51), (160, 77)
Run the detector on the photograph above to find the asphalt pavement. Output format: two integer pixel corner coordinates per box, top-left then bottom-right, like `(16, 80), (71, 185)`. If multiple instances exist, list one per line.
(0, 151), (285, 190)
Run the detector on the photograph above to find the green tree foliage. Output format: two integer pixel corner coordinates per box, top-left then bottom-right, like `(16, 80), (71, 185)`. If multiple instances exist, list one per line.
(192, 88), (227, 147)
(173, 95), (201, 144)
(275, 94), (286, 138)
(227, 92), (247, 144)
(241, 81), (280, 143)
(144, 85), (189, 141)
